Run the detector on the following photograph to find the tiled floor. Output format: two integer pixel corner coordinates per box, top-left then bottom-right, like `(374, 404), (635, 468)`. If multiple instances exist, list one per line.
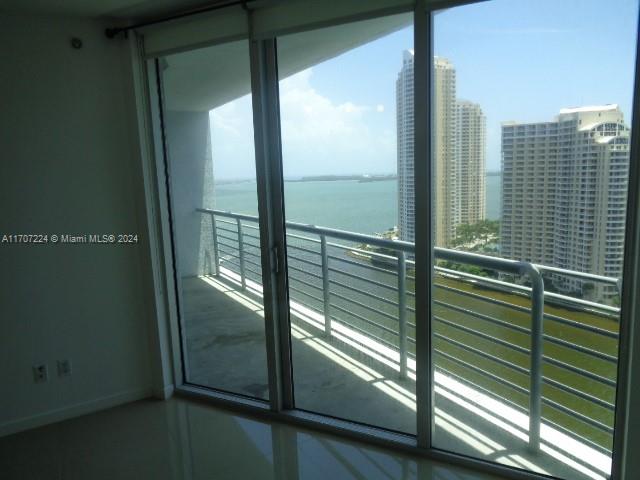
(0, 397), (502, 480)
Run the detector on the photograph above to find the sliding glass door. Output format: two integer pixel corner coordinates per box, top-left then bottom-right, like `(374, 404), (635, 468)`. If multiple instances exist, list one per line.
(275, 13), (417, 433)
(149, 1), (640, 479)
(158, 40), (270, 400)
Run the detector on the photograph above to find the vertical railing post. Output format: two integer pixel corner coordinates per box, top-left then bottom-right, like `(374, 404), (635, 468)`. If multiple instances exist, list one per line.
(211, 213), (220, 277)
(236, 218), (246, 289)
(320, 234), (331, 337)
(398, 250), (408, 379)
(526, 264), (544, 451)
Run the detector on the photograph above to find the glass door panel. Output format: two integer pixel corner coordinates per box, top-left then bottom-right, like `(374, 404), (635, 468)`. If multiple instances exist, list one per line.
(429, 0), (638, 478)
(159, 40), (270, 400)
(276, 13), (417, 433)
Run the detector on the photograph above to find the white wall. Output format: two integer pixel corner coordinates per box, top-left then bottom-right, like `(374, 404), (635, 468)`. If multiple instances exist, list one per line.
(0, 13), (156, 435)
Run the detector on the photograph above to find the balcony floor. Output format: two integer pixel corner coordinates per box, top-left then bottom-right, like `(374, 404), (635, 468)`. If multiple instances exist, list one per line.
(181, 273), (610, 480)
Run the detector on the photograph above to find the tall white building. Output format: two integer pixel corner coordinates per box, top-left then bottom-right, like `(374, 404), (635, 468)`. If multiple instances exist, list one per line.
(456, 100), (486, 226)
(501, 105), (630, 300)
(397, 51), (485, 246)
(397, 50), (415, 242)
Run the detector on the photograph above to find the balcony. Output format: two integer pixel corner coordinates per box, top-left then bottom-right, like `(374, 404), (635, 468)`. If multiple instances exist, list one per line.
(185, 208), (621, 480)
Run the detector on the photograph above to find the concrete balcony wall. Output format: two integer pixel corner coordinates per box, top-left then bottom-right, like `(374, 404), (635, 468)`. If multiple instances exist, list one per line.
(164, 110), (215, 278)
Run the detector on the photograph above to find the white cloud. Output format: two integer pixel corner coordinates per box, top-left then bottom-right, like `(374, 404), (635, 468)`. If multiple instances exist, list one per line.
(209, 68), (397, 179)
(278, 69), (395, 176)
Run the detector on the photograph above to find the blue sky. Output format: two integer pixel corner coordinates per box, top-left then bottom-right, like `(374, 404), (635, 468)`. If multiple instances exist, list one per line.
(211, 0), (638, 179)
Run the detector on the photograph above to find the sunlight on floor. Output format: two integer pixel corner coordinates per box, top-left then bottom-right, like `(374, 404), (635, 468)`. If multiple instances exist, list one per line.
(195, 271), (610, 480)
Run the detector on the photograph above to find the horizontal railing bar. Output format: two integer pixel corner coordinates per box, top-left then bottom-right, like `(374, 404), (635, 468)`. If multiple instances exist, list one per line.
(220, 257), (241, 269)
(288, 264), (323, 279)
(243, 256), (262, 270)
(201, 209), (258, 222)
(544, 312), (618, 338)
(287, 232), (320, 244)
(287, 243), (320, 256)
(542, 397), (614, 434)
(542, 356), (616, 388)
(434, 348), (530, 396)
(542, 376), (615, 411)
(243, 222), (260, 231)
(328, 267), (397, 291)
(330, 290), (399, 322)
(437, 265), (620, 315)
(244, 264), (263, 277)
(435, 365), (529, 415)
(242, 232), (261, 241)
(328, 278), (398, 307)
(242, 242), (262, 252)
(435, 283), (530, 313)
(213, 218), (236, 226)
(330, 303), (398, 337)
(200, 207), (620, 291)
(330, 315), (398, 351)
(434, 299), (530, 335)
(435, 249), (526, 275)
(218, 249), (240, 259)
(542, 334), (617, 363)
(436, 266), (528, 292)
(218, 240), (239, 251)
(434, 332), (530, 375)
(331, 244), (399, 264)
(437, 282), (618, 338)
(542, 418), (612, 455)
(535, 264), (619, 286)
(289, 285), (323, 304)
(328, 254), (398, 276)
(288, 254), (322, 268)
(215, 226), (238, 236)
(544, 291), (620, 315)
(435, 316), (530, 355)
(289, 274), (323, 292)
(217, 232), (239, 243)
(290, 223), (414, 253)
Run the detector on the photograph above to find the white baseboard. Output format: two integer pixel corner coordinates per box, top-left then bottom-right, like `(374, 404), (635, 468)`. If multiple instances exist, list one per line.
(0, 387), (152, 438)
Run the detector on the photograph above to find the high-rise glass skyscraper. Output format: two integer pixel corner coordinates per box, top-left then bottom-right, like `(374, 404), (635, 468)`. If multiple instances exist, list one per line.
(397, 51), (485, 246)
(501, 105), (630, 301)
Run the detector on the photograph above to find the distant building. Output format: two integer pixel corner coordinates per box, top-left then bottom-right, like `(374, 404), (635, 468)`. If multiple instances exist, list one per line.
(397, 50), (415, 243)
(501, 105), (630, 300)
(397, 51), (485, 246)
(456, 100), (486, 226)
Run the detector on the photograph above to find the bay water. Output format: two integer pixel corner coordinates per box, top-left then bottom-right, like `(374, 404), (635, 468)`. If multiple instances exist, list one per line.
(214, 173), (502, 234)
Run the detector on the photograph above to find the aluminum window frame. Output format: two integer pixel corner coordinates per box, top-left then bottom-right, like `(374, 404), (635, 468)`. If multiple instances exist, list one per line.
(138, 1), (640, 479)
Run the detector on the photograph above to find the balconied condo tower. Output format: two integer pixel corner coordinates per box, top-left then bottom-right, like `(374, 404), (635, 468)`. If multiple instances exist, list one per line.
(501, 105), (630, 301)
(456, 100), (486, 225)
(397, 52), (485, 245)
(397, 50), (416, 242)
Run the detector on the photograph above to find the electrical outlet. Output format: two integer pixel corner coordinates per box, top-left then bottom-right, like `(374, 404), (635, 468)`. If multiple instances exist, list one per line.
(57, 359), (72, 377)
(32, 364), (48, 383)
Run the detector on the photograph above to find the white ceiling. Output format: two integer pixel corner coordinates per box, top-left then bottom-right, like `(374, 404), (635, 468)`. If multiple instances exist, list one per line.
(0, 0), (229, 20)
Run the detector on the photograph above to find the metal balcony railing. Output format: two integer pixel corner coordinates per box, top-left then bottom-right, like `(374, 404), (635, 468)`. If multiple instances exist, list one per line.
(196, 207), (621, 456)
